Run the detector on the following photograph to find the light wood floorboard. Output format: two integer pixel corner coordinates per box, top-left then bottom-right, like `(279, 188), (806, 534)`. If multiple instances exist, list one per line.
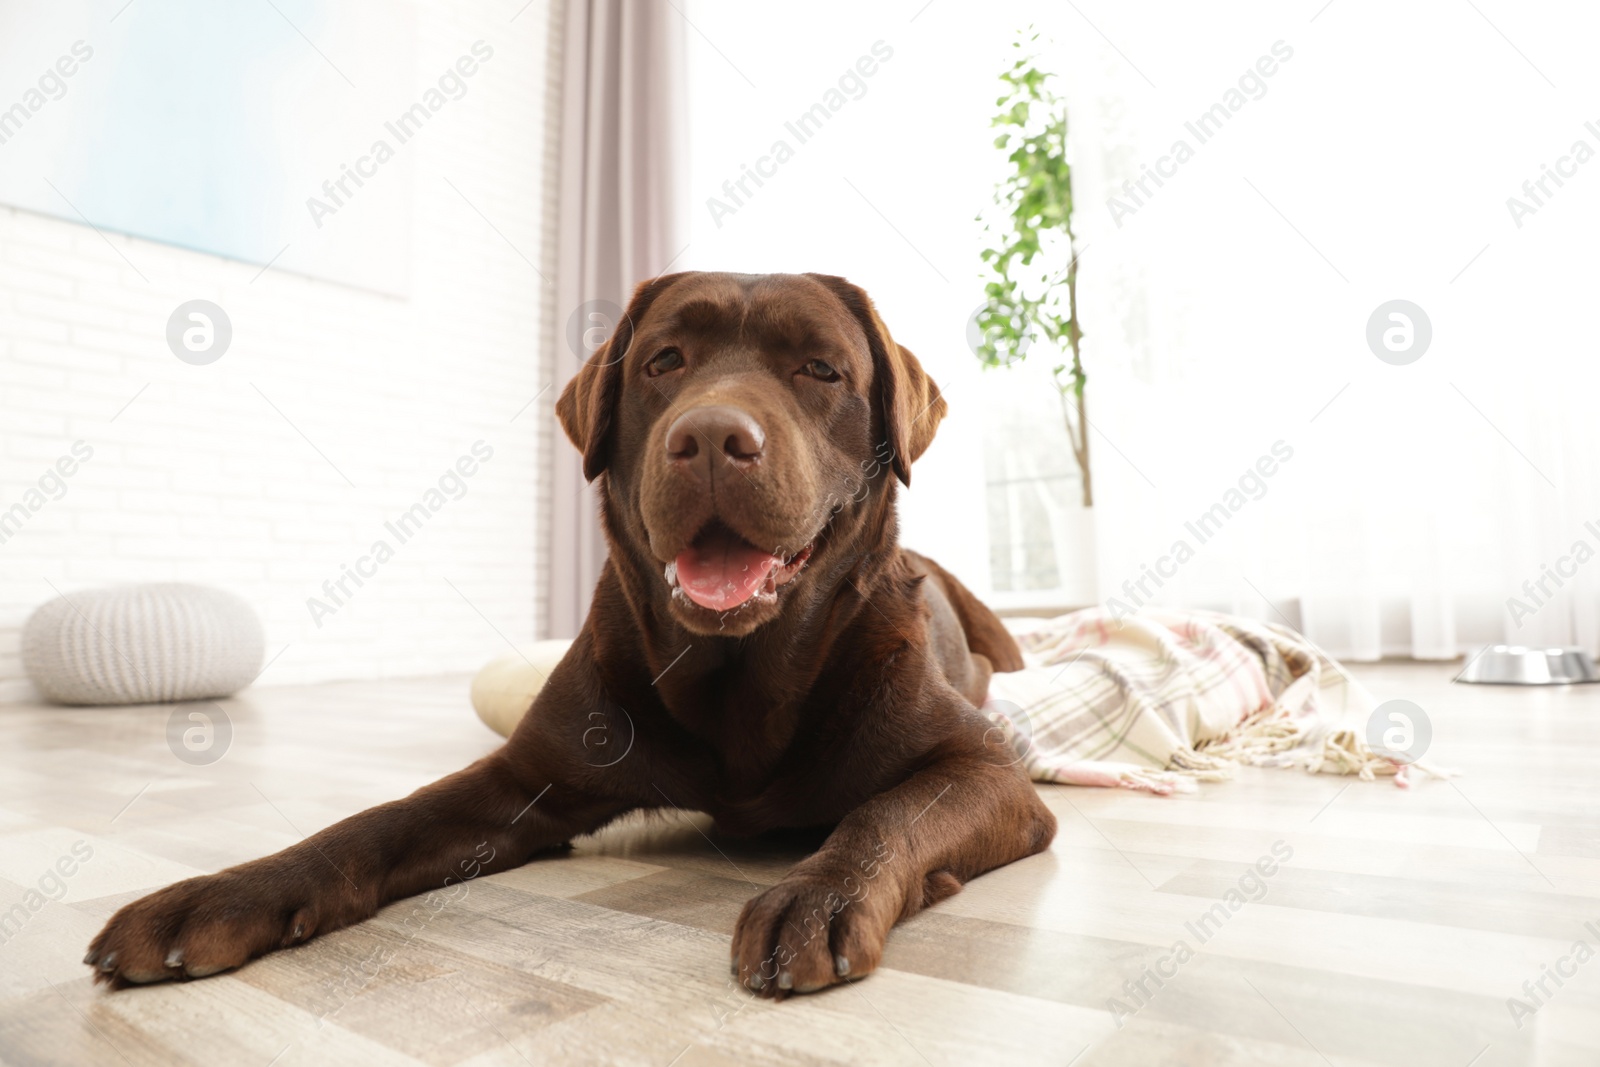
(1, 663), (1597, 1066)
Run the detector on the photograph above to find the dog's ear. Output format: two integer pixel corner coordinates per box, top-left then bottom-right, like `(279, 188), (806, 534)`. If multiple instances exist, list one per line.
(870, 311), (945, 487)
(806, 274), (945, 486)
(557, 274), (686, 480)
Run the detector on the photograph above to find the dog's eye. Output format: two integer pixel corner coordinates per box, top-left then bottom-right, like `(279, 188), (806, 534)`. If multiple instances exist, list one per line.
(801, 359), (840, 382)
(646, 348), (684, 377)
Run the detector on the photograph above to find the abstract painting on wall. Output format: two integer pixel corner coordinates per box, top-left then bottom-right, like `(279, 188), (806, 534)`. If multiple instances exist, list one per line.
(0, 0), (415, 295)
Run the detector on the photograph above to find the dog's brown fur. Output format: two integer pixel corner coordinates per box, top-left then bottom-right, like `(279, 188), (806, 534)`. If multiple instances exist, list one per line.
(86, 272), (1056, 997)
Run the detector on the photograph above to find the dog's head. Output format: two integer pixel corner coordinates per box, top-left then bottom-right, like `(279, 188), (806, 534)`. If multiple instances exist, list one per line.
(557, 272), (945, 637)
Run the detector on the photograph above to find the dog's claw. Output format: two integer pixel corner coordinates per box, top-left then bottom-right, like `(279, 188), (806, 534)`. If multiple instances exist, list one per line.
(83, 950), (97, 966)
(98, 952), (116, 972)
(732, 875), (889, 998)
(164, 948), (183, 968)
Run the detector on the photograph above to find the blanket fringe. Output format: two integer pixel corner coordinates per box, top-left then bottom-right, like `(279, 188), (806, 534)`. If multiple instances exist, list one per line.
(1036, 762), (1200, 795)
(1306, 727), (1455, 783)
(1164, 749), (1237, 780)
(1188, 703), (1457, 784)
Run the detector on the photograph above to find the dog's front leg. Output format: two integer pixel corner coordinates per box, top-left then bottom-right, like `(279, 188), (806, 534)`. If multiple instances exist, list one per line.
(731, 751), (1056, 997)
(87, 688), (634, 986)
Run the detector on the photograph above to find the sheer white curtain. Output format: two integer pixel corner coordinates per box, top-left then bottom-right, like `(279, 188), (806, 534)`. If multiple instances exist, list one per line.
(1059, 1), (1600, 660)
(681, 0), (1600, 660)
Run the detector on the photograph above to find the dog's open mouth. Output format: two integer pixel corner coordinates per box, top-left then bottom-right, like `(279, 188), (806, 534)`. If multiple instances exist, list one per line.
(663, 521), (813, 612)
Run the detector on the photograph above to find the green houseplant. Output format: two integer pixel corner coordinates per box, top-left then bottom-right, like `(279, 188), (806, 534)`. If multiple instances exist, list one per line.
(974, 33), (1091, 506)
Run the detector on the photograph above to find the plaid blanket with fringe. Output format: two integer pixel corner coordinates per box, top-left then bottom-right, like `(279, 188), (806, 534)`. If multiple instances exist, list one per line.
(983, 608), (1452, 795)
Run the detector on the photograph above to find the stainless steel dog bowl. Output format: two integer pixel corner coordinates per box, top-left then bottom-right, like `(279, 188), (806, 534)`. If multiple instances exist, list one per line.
(1455, 645), (1600, 685)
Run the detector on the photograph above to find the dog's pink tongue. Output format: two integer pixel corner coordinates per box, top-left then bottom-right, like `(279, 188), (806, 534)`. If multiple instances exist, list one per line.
(675, 536), (781, 611)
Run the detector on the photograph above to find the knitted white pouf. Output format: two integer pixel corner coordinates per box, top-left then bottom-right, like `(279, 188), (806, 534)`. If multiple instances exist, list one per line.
(22, 584), (265, 706)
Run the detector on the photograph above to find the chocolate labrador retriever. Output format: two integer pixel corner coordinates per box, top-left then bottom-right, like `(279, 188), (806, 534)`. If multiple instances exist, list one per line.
(86, 272), (1056, 997)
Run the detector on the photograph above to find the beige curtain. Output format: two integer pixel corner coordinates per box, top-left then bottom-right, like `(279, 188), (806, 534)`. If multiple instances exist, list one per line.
(547, 0), (687, 637)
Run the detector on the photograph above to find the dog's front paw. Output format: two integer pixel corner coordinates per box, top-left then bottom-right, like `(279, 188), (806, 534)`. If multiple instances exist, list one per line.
(86, 870), (322, 987)
(730, 872), (897, 998)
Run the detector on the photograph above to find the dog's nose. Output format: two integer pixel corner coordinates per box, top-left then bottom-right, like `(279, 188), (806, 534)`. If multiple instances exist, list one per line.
(665, 405), (765, 466)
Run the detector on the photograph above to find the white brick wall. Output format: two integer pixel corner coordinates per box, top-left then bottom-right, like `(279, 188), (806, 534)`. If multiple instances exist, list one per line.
(0, 1), (556, 702)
